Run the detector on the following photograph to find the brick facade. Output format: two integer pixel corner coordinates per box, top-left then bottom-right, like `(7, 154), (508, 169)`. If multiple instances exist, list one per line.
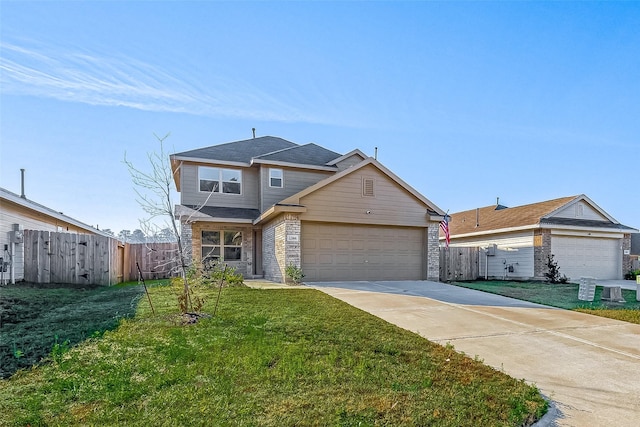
(427, 222), (440, 281)
(262, 213), (301, 283)
(186, 221), (254, 278)
(622, 233), (632, 276)
(533, 229), (552, 279)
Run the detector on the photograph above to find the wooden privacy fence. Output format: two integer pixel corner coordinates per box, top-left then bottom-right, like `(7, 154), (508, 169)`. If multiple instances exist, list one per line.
(124, 243), (180, 281)
(24, 230), (119, 286)
(23, 230), (179, 286)
(440, 247), (480, 282)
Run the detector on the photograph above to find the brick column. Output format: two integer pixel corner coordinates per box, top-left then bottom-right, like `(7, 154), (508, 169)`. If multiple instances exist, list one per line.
(533, 229), (551, 280)
(427, 222), (440, 281)
(180, 222), (193, 266)
(622, 234), (632, 277)
(263, 213), (301, 283)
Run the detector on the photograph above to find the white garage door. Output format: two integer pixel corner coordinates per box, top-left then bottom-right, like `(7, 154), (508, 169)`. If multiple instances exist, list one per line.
(551, 236), (621, 280)
(302, 222), (425, 281)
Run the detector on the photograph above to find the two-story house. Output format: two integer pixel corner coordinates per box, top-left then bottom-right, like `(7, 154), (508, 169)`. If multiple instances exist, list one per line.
(170, 136), (445, 283)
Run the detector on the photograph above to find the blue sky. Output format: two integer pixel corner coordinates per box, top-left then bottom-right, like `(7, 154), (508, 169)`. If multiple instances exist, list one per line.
(1, 1), (638, 233)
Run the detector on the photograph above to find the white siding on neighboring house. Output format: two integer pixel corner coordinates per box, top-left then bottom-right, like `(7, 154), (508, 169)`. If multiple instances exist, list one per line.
(552, 201), (608, 221)
(450, 232), (535, 279)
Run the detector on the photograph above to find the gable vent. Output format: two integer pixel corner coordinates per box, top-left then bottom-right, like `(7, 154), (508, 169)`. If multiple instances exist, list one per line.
(363, 178), (375, 197)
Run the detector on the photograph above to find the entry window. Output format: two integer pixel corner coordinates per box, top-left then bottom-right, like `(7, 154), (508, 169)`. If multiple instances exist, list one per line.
(199, 167), (242, 194)
(269, 168), (283, 188)
(202, 230), (242, 262)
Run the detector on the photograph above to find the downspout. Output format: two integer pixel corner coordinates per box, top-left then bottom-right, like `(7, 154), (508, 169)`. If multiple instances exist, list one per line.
(10, 242), (15, 285)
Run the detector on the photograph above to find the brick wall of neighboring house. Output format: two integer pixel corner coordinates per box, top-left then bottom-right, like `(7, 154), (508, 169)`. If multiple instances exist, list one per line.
(427, 222), (440, 281)
(262, 213), (301, 283)
(189, 222), (253, 277)
(533, 229), (552, 279)
(622, 234), (632, 276)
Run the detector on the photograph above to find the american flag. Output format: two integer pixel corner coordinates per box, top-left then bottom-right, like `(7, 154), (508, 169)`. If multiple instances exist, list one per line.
(440, 217), (450, 248)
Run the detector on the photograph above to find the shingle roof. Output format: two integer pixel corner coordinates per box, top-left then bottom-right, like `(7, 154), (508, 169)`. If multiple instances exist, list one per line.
(174, 136), (297, 163)
(254, 143), (342, 166)
(173, 136), (342, 167)
(184, 205), (261, 220)
(447, 196), (577, 236)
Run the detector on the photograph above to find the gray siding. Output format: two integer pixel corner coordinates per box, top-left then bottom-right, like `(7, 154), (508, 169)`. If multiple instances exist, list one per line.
(260, 167), (333, 212)
(180, 163), (259, 210)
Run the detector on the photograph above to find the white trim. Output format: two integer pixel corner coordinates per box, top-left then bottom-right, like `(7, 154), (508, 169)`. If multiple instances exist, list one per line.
(325, 149), (367, 166)
(250, 158), (337, 171)
(170, 155), (250, 168)
(269, 168), (284, 188)
(197, 166), (242, 195)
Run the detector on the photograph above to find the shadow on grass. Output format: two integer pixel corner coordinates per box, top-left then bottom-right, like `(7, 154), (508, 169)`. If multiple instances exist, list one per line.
(0, 282), (147, 378)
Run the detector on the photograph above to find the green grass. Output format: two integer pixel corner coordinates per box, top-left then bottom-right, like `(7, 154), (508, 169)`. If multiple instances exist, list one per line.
(0, 285), (547, 426)
(452, 281), (640, 324)
(0, 281), (152, 378)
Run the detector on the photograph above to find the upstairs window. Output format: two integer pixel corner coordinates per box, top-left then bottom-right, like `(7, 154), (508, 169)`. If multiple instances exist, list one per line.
(199, 167), (242, 194)
(269, 168), (283, 188)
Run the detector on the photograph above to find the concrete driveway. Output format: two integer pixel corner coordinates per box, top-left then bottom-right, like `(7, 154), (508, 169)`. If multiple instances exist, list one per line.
(308, 281), (640, 427)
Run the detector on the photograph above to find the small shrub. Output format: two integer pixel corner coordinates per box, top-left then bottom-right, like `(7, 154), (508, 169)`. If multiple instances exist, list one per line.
(173, 259), (245, 313)
(285, 263), (305, 284)
(624, 269), (640, 280)
(545, 254), (568, 284)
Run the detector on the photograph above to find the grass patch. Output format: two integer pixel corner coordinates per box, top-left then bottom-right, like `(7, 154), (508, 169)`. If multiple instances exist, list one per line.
(452, 281), (640, 324)
(574, 308), (640, 324)
(0, 281), (164, 378)
(0, 285), (547, 426)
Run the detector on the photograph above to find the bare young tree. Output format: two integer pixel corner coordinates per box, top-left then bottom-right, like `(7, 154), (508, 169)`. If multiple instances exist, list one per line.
(124, 133), (193, 312)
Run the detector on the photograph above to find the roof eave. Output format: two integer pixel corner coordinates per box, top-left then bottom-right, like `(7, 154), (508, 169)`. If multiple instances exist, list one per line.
(253, 204), (308, 225)
(250, 158), (338, 171)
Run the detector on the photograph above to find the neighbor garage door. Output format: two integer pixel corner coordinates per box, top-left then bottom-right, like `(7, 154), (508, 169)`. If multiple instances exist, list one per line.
(551, 236), (621, 280)
(302, 222), (425, 281)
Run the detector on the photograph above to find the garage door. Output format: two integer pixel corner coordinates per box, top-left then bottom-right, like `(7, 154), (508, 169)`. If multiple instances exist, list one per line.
(551, 236), (621, 280)
(302, 222), (425, 281)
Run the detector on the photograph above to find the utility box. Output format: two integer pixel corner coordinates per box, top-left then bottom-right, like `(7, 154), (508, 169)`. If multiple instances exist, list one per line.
(10, 224), (24, 244)
(486, 244), (496, 256)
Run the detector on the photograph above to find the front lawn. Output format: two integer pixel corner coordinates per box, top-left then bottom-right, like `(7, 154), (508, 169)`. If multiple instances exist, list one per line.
(452, 281), (640, 324)
(0, 284), (547, 426)
(0, 282), (146, 378)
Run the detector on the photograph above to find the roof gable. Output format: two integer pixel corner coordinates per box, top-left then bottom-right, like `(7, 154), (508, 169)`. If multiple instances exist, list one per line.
(278, 158), (444, 214)
(448, 196), (576, 236)
(447, 195), (633, 237)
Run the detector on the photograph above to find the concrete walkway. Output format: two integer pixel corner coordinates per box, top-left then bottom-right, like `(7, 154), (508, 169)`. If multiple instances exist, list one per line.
(309, 281), (640, 427)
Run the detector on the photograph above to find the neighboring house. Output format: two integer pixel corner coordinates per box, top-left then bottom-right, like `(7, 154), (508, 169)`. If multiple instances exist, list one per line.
(631, 233), (640, 271)
(170, 136), (445, 283)
(0, 186), (112, 283)
(441, 195), (637, 281)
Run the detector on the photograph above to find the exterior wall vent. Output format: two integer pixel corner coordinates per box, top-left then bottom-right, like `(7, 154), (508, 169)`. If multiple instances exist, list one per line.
(362, 178), (375, 197)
